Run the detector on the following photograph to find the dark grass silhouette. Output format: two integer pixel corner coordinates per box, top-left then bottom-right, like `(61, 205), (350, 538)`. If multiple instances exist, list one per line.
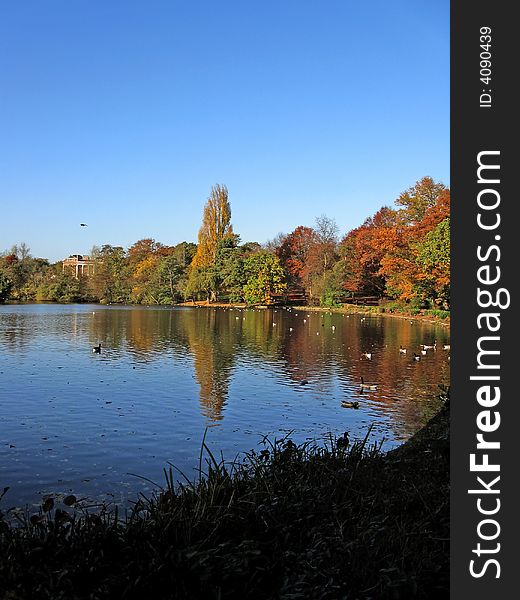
(0, 393), (449, 600)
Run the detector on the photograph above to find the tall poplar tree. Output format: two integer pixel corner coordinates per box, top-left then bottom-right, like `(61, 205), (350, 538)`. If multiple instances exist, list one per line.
(191, 184), (234, 268)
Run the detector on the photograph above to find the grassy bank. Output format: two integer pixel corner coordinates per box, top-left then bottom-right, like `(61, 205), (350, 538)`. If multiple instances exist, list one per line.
(0, 399), (449, 599)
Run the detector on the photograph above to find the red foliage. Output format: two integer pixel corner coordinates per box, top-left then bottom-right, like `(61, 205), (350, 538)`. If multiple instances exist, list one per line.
(276, 226), (317, 283)
(4, 254), (18, 265)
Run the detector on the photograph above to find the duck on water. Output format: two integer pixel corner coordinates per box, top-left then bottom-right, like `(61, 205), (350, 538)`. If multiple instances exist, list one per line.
(360, 377), (377, 391)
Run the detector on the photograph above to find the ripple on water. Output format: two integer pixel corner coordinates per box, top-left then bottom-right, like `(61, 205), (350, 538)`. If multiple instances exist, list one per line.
(0, 304), (449, 507)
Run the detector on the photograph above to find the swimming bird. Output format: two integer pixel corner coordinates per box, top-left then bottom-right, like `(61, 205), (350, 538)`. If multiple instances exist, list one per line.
(360, 377), (377, 391)
(421, 349), (427, 356)
(413, 353), (421, 361)
(300, 379), (309, 385)
(421, 343), (436, 350)
(92, 343), (101, 353)
(361, 352), (372, 360)
(332, 325), (336, 331)
(341, 401), (360, 409)
(289, 327), (293, 332)
(443, 344), (451, 350)
(399, 346), (407, 355)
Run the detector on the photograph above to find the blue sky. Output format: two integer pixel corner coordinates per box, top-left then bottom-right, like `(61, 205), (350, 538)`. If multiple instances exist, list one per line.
(0, 1), (449, 262)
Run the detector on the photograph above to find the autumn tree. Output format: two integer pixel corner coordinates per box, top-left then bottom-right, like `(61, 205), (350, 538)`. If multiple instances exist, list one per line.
(127, 239), (167, 268)
(191, 184), (234, 269)
(339, 207), (397, 298)
(395, 176), (448, 225)
(126, 239), (169, 303)
(276, 226), (316, 286)
(187, 185), (235, 302)
(380, 179), (450, 303)
(302, 215), (339, 299)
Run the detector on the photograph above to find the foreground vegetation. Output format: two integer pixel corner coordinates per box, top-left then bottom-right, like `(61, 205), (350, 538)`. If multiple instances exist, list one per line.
(0, 177), (450, 310)
(0, 395), (449, 599)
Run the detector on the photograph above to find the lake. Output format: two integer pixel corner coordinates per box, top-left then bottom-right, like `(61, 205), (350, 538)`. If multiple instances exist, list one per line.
(0, 303), (450, 510)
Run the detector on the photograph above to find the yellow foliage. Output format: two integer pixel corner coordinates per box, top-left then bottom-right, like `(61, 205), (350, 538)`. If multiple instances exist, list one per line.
(192, 184), (233, 268)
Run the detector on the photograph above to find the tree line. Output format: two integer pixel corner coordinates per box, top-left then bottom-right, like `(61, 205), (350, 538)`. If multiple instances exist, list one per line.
(0, 177), (449, 308)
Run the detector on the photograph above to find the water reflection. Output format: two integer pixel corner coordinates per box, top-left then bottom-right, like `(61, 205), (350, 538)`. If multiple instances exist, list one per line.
(0, 304), (450, 507)
(0, 305), (451, 434)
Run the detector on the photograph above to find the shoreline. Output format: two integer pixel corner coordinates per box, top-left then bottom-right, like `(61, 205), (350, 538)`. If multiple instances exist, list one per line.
(2, 299), (450, 327)
(179, 301), (451, 326)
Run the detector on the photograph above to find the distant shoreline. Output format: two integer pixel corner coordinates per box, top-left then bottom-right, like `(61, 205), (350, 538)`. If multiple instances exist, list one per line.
(177, 301), (451, 326)
(2, 300), (450, 326)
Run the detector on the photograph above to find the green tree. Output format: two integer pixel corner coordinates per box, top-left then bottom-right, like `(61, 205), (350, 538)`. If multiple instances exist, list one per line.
(415, 217), (450, 307)
(172, 242), (197, 270)
(89, 245), (131, 303)
(313, 262), (348, 307)
(153, 254), (184, 303)
(213, 236), (243, 302)
(184, 266), (215, 303)
(243, 253), (286, 305)
(0, 270), (13, 302)
(40, 271), (85, 302)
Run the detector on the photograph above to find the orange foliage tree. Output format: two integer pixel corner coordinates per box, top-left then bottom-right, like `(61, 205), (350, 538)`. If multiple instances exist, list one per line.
(339, 207), (398, 297)
(380, 180), (450, 303)
(191, 184), (234, 269)
(276, 226), (316, 286)
(336, 177), (450, 306)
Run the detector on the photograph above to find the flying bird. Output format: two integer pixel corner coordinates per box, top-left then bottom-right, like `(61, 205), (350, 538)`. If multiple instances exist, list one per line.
(80, 223), (88, 227)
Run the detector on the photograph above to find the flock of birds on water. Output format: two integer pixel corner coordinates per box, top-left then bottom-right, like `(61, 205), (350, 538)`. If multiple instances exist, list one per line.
(91, 307), (450, 412)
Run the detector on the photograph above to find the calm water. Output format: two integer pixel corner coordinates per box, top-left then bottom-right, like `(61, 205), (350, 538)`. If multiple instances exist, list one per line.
(0, 304), (450, 509)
